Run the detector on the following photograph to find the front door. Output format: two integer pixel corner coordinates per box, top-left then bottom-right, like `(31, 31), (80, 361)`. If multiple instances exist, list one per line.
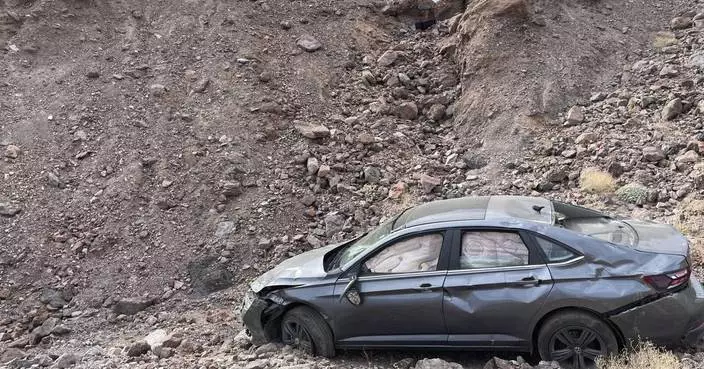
(333, 231), (450, 347)
(442, 229), (553, 349)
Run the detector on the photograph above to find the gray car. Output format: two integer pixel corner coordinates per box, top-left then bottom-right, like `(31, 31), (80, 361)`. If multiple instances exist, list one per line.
(241, 196), (704, 368)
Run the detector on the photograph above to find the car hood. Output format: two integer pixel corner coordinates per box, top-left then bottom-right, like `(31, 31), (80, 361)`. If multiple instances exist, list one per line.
(250, 243), (340, 293)
(623, 219), (690, 257)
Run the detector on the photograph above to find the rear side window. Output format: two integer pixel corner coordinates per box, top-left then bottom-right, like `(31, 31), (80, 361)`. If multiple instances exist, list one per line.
(535, 236), (577, 263)
(460, 231), (529, 269)
(364, 233), (443, 274)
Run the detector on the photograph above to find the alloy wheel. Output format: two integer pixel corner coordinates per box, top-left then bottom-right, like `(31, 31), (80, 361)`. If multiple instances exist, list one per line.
(549, 326), (607, 369)
(282, 320), (314, 354)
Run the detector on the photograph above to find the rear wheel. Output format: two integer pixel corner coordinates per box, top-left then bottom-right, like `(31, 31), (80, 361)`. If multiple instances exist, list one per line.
(537, 311), (618, 369)
(281, 306), (335, 357)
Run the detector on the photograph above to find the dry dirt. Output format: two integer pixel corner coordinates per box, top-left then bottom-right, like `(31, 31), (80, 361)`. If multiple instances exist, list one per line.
(0, 0), (702, 368)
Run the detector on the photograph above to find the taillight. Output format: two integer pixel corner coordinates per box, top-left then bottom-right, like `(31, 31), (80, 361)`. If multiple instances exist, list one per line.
(643, 268), (690, 291)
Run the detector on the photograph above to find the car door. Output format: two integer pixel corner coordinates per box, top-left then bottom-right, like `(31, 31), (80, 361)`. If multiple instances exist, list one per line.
(332, 230), (452, 347)
(442, 228), (553, 350)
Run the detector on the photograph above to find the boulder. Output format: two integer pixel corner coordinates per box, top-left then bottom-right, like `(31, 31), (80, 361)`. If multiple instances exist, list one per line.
(420, 174), (442, 193)
(187, 256), (235, 294)
(294, 123), (330, 139)
(662, 98), (683, 120)
(642, 146), (665, 162)
(112, 297), (156, 315)
(566, 106), (585, 124)
(414, 358), (463, 369)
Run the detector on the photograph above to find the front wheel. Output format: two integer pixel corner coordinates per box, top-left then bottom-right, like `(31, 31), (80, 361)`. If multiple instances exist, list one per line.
(281, 306), (335, 357)
(537, 311), (619, 369)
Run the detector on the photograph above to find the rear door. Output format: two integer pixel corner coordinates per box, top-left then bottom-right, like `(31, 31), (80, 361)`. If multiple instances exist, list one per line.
(442, 228), (553, 349)
(332, 230), (451, 347)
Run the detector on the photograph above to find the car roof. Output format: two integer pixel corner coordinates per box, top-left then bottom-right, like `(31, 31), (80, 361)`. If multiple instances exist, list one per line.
(392, 195), (554, 230)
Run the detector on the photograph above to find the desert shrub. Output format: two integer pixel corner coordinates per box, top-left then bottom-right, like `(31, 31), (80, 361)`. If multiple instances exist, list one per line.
(598, 341), (681, 369)
(580, 168), (616, 194)
(615, 183), (649, 204)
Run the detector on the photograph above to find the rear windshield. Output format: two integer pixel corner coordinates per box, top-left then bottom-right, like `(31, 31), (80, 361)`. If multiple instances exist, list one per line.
(553, 201), (637, 247)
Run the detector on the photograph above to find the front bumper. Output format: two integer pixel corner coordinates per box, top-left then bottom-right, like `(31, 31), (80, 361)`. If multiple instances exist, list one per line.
(610, 276), (704, 347)
(241, 290), (283, 345)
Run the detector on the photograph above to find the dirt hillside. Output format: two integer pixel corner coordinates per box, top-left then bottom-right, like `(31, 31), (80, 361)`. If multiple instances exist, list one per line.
(1, 0), (702, 368)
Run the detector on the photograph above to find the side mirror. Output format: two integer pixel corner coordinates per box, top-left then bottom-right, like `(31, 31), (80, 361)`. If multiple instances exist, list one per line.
(339, 274), (362, 306)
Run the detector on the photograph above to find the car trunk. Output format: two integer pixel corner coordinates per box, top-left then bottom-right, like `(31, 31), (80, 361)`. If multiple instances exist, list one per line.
(623, 219), (690, 259)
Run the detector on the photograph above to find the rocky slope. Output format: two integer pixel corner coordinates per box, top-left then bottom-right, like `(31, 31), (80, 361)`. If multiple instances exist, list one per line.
(1, 0), (704, 368)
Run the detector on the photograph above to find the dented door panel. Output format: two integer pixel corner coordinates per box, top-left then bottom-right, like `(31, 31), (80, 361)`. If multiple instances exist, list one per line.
(443, 265), (553, 349)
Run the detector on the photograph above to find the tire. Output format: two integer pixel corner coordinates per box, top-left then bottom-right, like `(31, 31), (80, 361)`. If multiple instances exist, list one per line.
(537, 311), (619, 369)
(281, 306), (335, 358)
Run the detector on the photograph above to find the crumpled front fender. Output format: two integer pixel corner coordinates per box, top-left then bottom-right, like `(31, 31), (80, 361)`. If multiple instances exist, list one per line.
(241, 296), (286, 345)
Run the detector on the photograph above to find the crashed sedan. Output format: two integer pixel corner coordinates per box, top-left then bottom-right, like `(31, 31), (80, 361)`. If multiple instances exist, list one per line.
(241, 195), (704, 368)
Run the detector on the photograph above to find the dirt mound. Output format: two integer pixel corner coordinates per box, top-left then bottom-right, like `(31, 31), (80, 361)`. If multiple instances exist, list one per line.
(448, 0), (693, 165)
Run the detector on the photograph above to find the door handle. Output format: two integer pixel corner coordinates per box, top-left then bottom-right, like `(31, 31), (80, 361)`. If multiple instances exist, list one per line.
(517, 276), (540, 286)
(415, 283), (433, 292)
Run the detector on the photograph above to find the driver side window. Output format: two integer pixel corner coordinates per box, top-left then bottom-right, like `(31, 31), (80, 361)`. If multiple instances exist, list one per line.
(363, 233), (443, 274)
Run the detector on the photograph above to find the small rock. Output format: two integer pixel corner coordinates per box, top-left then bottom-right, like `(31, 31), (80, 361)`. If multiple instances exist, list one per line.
(566, 106), (585, 124)
(396, 102), (419, 120)
(126, 341), (151, 357)
(377, 50), (399, 67)
(590, 92), (607, 102)
(163, 333), (183, 348)
(659, 65), (679, 77)
(324, 212), (345, 236)
(47, 172), (64, 188)
(300, 195), (316, 206)
(306, 234), (323, 248)
(53, 353), (78, 368)
(676, 150), (700, 170)
(420, 174), (442, 194)
(112, 297), (156, 315)
(179, 338), (202, 353)
(427, 104), (446, 122)
(462, 153), (489, 169)
(317, 164), (331, 178)
(357, 133), (375, 145)
(306, 157), (320, 175)
(671, 16), (693, 30)
(153, 346), (175, 359)
(149, 84), (166, 97)
(144, 329), (170, 350)
(0, 202), (21, 217)
(220, 181), (242, 198)
(642, 146), (665, 162)
(361, 70), (376, 85)
(193, 78), (210, 93)
(215, 221), (236, 238)
(364, 166), (382, 183)
(393, 358), (417, 369)
(575, 132), (597, 145)
(414, 358), (462, 369)
(294, 123), (330, 139)
(4, 145), (20, 159)
(388, 182), (408, 199)
(662, 98), (683, 120)
(296, 35), (322, 52)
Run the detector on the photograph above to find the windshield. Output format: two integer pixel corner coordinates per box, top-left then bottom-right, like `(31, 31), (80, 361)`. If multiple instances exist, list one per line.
(327, 216), (396, 270)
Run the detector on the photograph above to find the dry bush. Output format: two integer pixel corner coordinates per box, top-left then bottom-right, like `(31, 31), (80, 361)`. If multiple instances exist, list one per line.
(598, 341), (681, 369)
(580, 168), (616, 194)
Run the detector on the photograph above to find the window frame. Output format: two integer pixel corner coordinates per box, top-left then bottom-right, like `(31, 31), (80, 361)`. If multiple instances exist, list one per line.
(354, 229), (453, 277)
(525, 231), (584, 265)
(448, 227), (545, 271)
